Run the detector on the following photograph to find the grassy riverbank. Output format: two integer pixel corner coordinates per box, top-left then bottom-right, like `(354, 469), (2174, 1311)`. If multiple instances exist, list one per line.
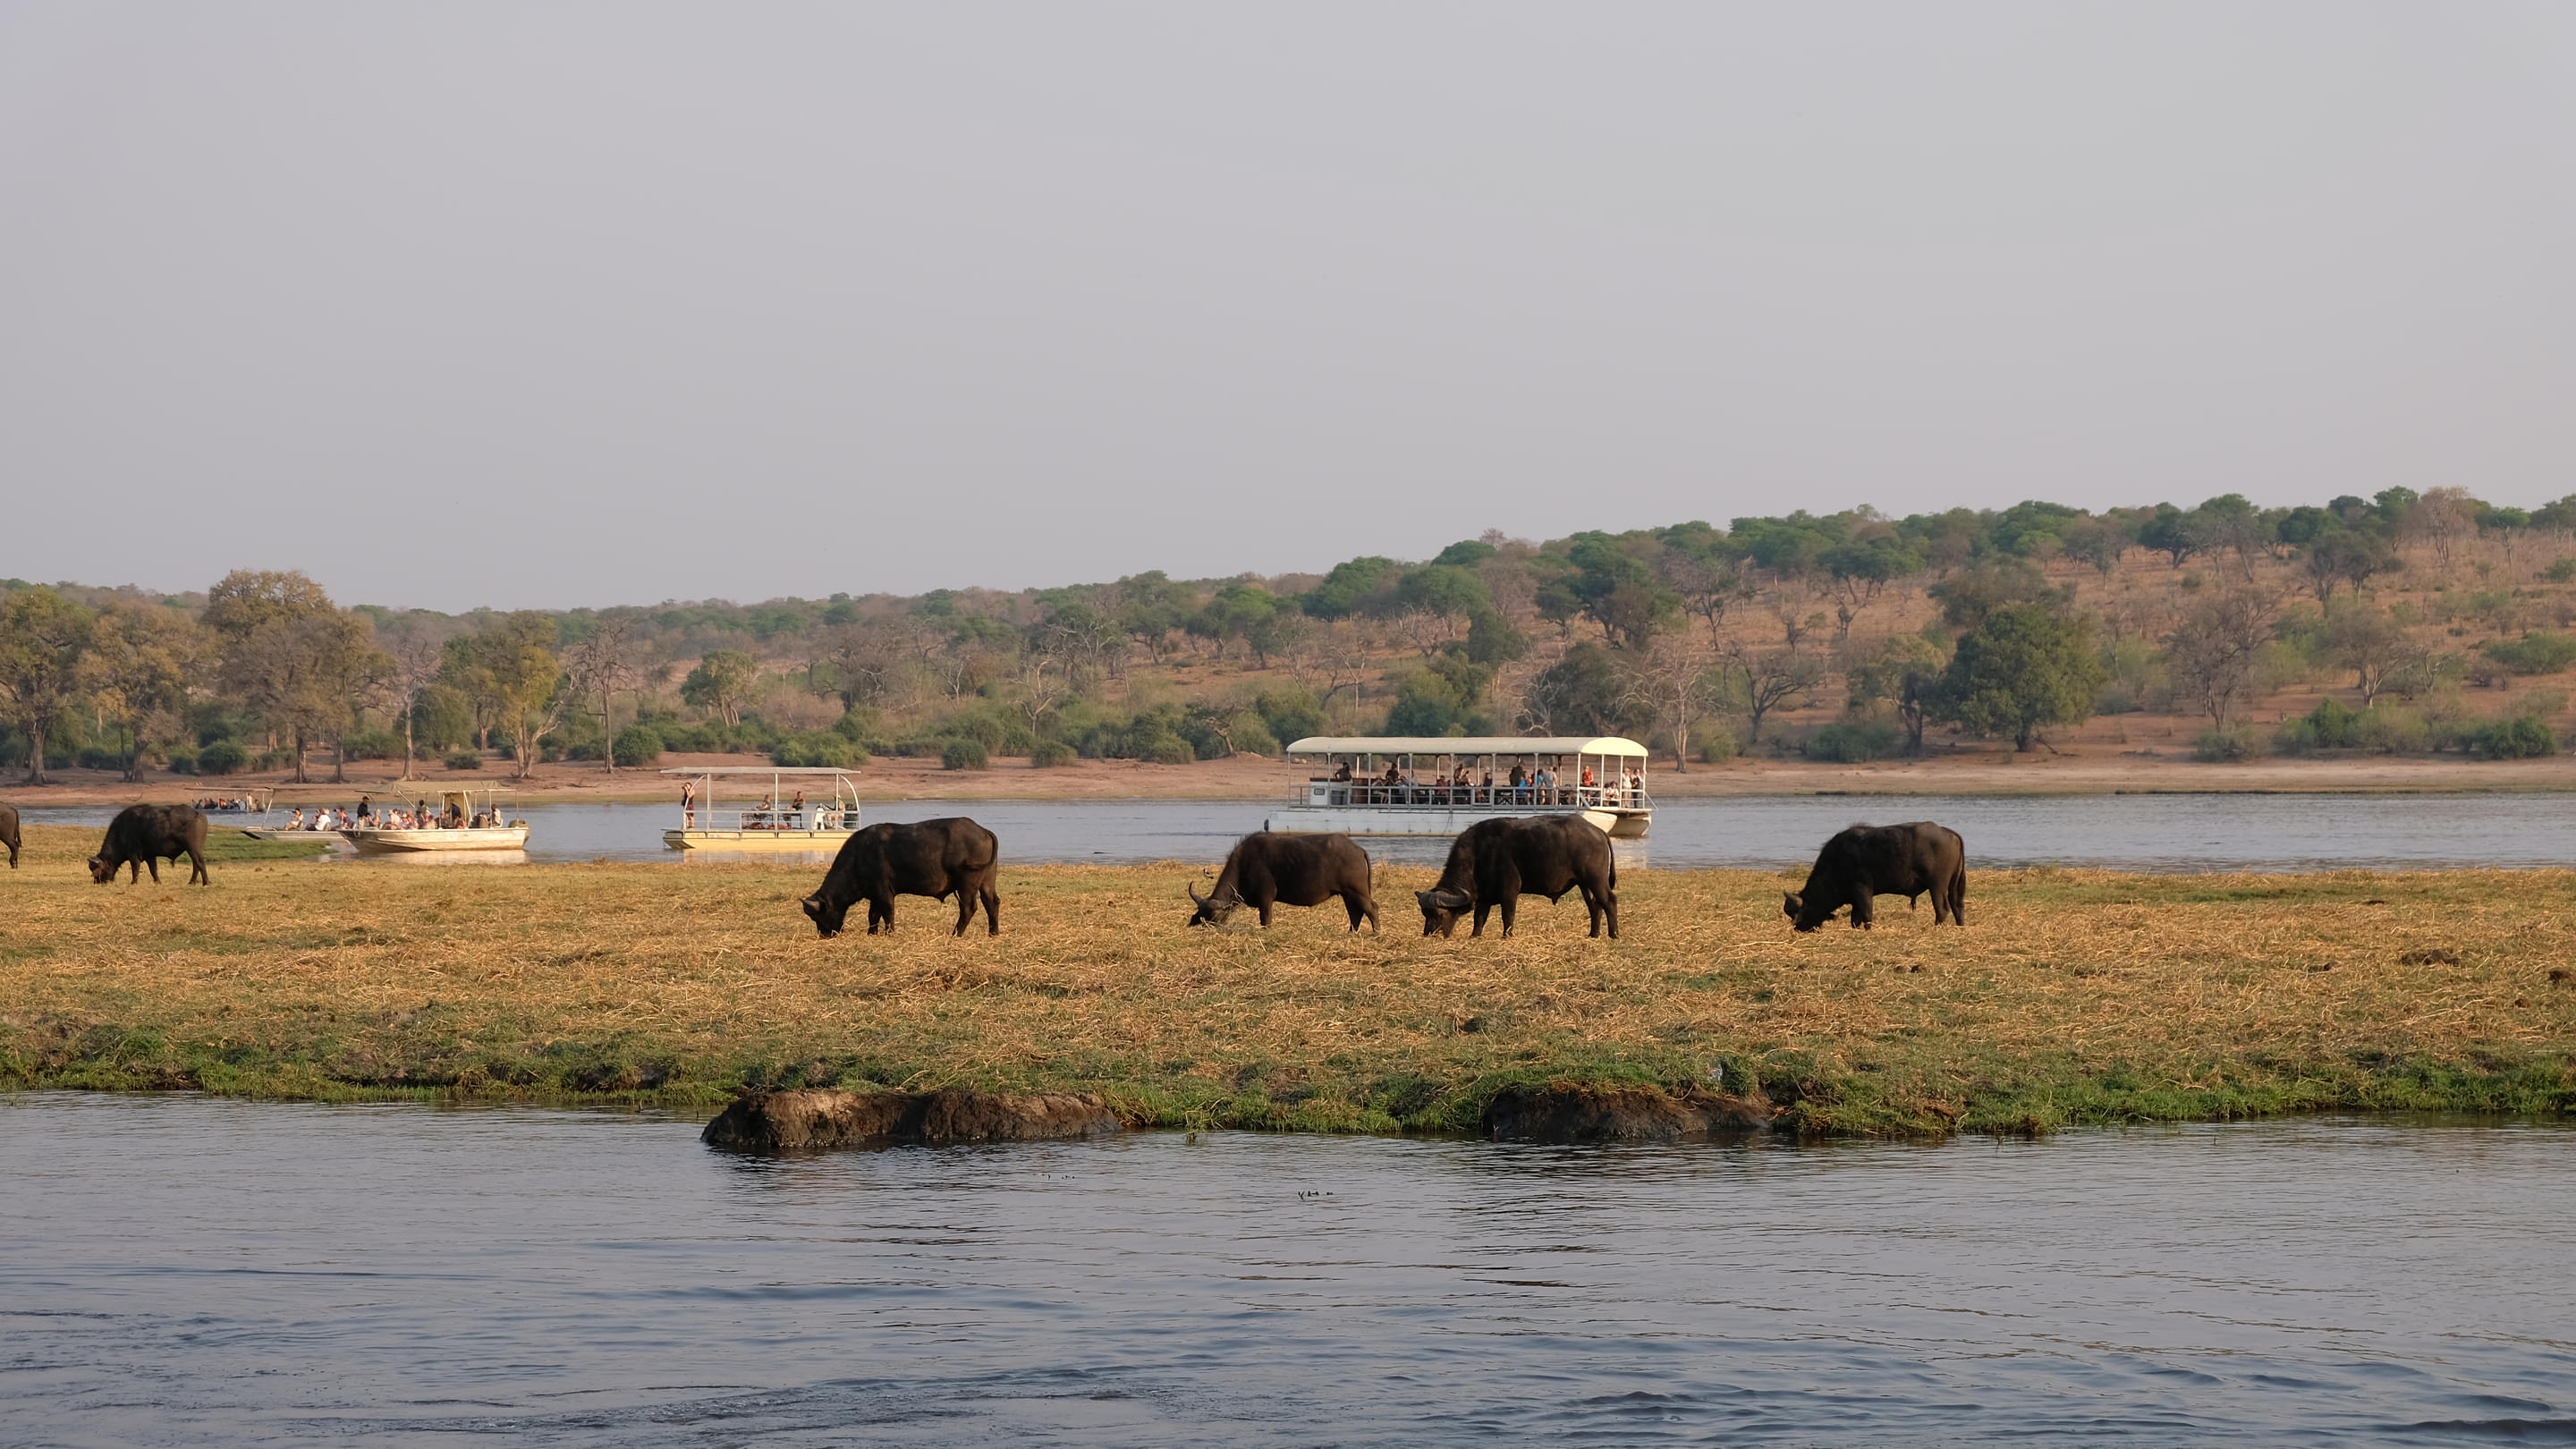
(3, 823), (2571, 1136)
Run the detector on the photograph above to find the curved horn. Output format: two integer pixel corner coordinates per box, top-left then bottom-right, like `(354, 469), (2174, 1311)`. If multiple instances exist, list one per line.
(1189, 881), (1208, 907)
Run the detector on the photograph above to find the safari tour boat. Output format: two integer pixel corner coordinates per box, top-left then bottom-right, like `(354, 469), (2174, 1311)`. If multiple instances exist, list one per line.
(661, 766), (863, 852)
(1267, 735), (1654, 839)
(338, 787), (530, 853)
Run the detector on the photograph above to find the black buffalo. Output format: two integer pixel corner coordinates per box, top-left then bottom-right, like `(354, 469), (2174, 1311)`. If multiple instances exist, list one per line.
(1188, 831), (1378, 931)
(1784, 822), (1966, 931)
(802, 818), (1000, 937)
(1416, 814), (1617, 939)
(89, 804), (209, 886)
(1, 802), (18, 869)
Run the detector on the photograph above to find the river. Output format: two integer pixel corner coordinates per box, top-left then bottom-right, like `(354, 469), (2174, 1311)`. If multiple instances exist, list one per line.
(23, 792), (2576, 870)
(2, 1095), (2567, 1446)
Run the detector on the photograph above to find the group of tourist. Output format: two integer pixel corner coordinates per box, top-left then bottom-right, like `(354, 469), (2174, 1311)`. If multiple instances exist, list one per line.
(1323, 759), (1645, 807)
(191, 795), (257, 811)
(276, 796), (507, 832)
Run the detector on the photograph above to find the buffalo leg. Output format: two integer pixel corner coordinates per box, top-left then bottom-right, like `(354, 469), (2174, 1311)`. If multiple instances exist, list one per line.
(1343, 891), (1374, 933)
(980, 885), (1001, 936)
(1851, 892), (1874, 929)
(952, 889), (974, 936)
(1496, 893), (1518, 937)
(1947, 870), (1967, 926)
(187, 846), (208, 886)
(139, 859), (154, 884)
(1586, 886), (1617, 938)
(1472, 902), (1494, 936)
(868, 897), (894, 933)
(1257, 899), (1274, 927)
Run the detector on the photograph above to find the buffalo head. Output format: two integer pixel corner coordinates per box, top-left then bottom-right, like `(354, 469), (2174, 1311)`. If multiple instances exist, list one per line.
(1783, 889), (1834, 933)
(1187, 877), (1241, 928)
(802, 891), (852, 938)
(88, 854), (116, 885)
(1416, 886), (1472, 936)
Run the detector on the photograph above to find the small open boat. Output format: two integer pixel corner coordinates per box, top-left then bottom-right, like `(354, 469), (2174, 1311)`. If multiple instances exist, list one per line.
(340, 787), (530, 854)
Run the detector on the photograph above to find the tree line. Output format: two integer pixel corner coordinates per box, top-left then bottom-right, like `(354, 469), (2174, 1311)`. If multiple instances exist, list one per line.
(7, 484), (2576, 784)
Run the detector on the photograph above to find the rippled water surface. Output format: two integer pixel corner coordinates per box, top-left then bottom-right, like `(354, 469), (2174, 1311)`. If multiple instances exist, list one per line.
(27, 791), (2576, 871)
(3, 1096), (2570, 1446)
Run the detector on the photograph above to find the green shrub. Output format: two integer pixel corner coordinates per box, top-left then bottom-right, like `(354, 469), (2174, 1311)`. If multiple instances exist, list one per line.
(773, 732), (866, 768)
(1146, 735), (1197, 766)
(612, 725), (663, 767)
(78, 746), (123, 770)
(1697, 728), (1739, 765)
(197, 740), (248, 775)
(445, 750), (483, 771)
(2192, 726), (2260, 762)
(1030, 740), (1078, 768)
(341, 728), (402, 761)
(164, 744), (199, 775)
(2355, 704), (2432, 754)
(2472, 715), (2558, 759)
(2546, 558), (2576, 584)
(1804, 721), (1895, 763)
(2275, 697), (2361, 755)
(251, 748), (298, 773)
(940, 738), (988, 771)
(2479, 631), (2576, 676)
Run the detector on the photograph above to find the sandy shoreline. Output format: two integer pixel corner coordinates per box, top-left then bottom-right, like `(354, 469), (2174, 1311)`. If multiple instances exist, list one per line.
(8, 747), (2576, 809)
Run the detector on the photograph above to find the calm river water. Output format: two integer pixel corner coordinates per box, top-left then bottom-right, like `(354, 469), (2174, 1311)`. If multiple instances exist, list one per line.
(27, 792), (2576, 870)
(2, 1095), (2568, 1446)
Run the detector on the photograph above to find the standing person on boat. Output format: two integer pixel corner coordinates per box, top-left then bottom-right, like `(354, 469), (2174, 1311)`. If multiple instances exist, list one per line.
(681, 779), (697, 831)
(791, 790), (806, 827)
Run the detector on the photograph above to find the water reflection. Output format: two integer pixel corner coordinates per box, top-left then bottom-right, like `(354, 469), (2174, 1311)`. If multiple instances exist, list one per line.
(3, 1096), (2569, 1446)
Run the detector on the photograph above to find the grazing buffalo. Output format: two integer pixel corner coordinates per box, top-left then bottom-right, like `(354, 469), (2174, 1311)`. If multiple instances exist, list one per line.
(1188, 831), (1378, 931)
(89, 803), (210, 886)
(802, 818), (1000, 937)
(1416, 814), (1617, 939)
(1, 802), (18, 869)
(1784, 822), (1966, 931)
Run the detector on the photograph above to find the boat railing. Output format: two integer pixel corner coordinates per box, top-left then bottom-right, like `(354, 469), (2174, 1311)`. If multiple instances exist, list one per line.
(694, 806), (858, 833)
(1296, 780), (1652, 811)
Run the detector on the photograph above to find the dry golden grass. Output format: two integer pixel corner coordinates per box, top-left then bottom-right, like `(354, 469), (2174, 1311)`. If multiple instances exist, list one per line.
(3, 823), (2571, 1134)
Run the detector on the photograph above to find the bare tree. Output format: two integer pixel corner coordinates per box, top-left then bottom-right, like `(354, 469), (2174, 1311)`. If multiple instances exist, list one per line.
(374, 627), (445, 781)
(2411, 487), (2477, 572)
(1723, 642), (1824, 745)
(1282, 621), (1372, 707)
(2325, 606), (2419, 707)
(562, 612), (646, 775)
(1623, 635), (1724, 771)
(2164, 589), (2281, 729)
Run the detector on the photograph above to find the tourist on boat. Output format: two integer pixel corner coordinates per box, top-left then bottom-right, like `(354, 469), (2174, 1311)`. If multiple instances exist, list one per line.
(1331, 763), (1352, 782)
(681, 778), (698, 831)
(286, 808), (305, 830)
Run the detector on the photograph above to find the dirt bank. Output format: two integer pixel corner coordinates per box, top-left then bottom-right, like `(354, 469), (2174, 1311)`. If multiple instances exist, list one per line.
(11, 746), (2576, 810)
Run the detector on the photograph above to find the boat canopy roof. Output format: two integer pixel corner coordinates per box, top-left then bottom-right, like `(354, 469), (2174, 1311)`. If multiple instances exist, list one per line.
(1284, 736), (1648, 758)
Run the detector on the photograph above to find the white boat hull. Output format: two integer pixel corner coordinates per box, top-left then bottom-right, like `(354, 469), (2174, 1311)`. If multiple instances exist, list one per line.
(664, 829), (859, 852)
(339, 826), (531, 854)
(1264, 806), (1649, 839)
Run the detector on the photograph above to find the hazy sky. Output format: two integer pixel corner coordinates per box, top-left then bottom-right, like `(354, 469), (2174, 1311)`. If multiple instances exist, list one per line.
(4, 4), (2572, 612)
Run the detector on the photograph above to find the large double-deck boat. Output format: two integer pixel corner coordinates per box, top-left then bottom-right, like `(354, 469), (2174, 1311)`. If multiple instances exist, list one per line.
(1266, 736), (1654, 839)
(339, 787), (530, 854)
(661, 767), (864, 852)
